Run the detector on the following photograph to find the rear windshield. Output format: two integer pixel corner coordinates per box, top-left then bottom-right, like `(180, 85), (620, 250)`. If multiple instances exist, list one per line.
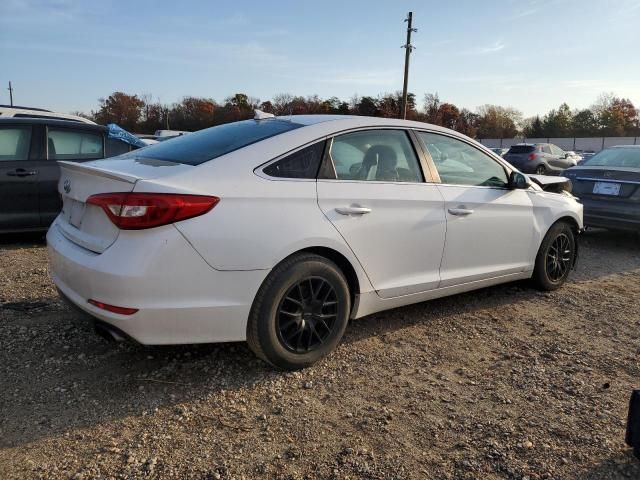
(123, 119), (303, 165)
(507, 145), (535, 154)
(583, 148), (640, 168)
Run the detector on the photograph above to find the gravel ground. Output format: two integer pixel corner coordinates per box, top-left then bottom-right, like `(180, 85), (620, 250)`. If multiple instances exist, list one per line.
(1, 229), (640, 479)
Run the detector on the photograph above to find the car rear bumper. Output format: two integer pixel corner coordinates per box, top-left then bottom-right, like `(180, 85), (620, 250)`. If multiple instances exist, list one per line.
(584, 213), (640, 231)
(46, 219), (269, 344)
(582, 199), (640, 232)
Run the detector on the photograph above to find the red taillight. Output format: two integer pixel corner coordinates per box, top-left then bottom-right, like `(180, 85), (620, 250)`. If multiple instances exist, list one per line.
(528, 153), (537, 161)
(88, 299), (138, 315)
(86, 193), (219, 230)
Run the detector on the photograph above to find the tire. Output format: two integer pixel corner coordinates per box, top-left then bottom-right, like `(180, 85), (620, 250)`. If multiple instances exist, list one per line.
(532, 222), (576, 291)
(247, 253), (351, 370)
(535, 164), (547, 175)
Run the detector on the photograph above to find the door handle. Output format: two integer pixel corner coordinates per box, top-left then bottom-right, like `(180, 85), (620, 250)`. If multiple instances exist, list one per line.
(448, 207), (474, 216)
(335, 206), (372, 216)
(7, 169), (38, 177)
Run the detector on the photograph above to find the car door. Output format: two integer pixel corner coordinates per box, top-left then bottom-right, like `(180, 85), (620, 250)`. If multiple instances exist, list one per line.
(316, 129), (446, 298)
(38, 125), (105, 227)
(416, 131), (536, 288)
(0, 124), (42, 230)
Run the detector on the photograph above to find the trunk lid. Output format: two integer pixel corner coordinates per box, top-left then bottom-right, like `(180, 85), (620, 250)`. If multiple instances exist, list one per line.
(55, 157), (193, 253)
(564, 166), (640, 200)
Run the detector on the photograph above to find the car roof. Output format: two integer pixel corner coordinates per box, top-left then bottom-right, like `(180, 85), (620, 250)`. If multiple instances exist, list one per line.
(0, 104), (51, 112)
(0, 117), (107, 131)
(270, 114), (461, 135)
(610, 145), (640, 149)
(0, 106), (96, 124)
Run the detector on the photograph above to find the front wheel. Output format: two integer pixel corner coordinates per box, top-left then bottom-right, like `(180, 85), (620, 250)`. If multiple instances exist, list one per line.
(532, 222), (576, 291)
(247, 253), (351, 370)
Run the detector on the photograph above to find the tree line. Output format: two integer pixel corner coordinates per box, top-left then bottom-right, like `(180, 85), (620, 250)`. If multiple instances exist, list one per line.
(80, 91), (640, 139)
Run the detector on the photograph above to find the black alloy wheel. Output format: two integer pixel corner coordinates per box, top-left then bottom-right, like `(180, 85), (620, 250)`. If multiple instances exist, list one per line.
(532, 221), (576, 291)
(545, 233), (573, 283)
(247, 253), (351, 370)
(276, 277), (339, 353)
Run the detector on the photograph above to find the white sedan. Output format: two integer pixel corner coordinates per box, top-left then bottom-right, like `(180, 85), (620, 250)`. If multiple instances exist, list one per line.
(47, 114), (583, 369)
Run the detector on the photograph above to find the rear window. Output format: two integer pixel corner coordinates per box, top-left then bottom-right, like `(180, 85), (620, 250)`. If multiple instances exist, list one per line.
(507, 145), (535, 154)
(583, 148), (640, 168)
(123, 119), (303, 166)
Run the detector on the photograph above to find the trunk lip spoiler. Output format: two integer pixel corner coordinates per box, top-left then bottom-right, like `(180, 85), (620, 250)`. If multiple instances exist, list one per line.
(57, 161), (137, 184)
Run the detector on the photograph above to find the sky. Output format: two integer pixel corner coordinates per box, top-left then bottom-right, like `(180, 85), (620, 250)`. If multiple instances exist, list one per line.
(1, 0), (639, 118)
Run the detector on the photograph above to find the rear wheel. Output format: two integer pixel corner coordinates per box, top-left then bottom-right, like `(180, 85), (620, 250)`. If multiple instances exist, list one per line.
(247, 253), (350, 370)
(532, 222), (576, 290)
(535, 164), (547, 175)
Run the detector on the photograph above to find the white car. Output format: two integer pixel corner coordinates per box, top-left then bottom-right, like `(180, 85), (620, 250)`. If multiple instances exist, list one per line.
(47, 114), (583, 369)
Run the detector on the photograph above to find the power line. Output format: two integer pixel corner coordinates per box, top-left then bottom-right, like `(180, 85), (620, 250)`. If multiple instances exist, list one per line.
(400, 12), (417, 120)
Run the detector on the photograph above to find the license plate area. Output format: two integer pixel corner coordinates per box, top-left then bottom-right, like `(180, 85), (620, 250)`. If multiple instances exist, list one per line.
(593, 182), (621, 196)
(62, 198), (86, 228)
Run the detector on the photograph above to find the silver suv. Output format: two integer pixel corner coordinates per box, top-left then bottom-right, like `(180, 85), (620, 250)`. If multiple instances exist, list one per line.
(503, 143), (574, 175)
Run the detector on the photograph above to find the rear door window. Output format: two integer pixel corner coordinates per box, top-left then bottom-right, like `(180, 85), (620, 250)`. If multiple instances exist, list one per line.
(47, 128), (104, 160)
(327, 130), (423, 182)
(0, 126), (32, 161)
(541, 145), (552, 154)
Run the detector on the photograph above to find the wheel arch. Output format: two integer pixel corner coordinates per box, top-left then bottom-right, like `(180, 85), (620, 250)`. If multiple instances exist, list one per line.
(549, 215), (581, 267)
(291, 246), (361, 317)
(555, 215), (581, 233)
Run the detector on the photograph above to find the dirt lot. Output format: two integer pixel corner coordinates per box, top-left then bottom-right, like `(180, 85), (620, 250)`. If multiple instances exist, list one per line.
(1, 229), (640, 479)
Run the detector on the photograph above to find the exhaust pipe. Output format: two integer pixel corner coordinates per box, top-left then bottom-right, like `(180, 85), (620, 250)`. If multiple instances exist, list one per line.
(94, 322), (126, 343)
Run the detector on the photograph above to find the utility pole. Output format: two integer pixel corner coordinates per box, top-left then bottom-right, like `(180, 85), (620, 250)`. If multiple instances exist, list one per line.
(8, 81), (14, 106)
(400, 12), (416, 119)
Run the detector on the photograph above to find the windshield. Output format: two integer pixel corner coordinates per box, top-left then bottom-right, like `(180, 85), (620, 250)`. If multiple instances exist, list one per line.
(121, 119), (303, 165)
(583, 148), (640, 168)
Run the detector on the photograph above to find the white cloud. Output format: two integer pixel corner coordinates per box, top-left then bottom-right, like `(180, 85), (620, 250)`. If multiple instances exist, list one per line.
(461, 40), (506, 55)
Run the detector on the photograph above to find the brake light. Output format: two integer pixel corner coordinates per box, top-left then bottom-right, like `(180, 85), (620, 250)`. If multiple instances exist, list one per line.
(528, 153), (537, 161)
(87, 193), (219, 230)
(88, 299), (138, 315)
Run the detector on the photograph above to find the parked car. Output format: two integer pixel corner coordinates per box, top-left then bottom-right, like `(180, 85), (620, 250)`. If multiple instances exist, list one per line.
(563, 145), (640, 232)
(565, 151), (583, 165)
(0, 118), (140, 233)
(47, 114), (583, 369)
(0, 105), (95, 124)
(503, 143), (574, 174)
(577, 150), (596, 164)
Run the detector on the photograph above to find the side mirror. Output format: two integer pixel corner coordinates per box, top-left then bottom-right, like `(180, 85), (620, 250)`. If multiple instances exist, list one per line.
(509, 171), (530, 190)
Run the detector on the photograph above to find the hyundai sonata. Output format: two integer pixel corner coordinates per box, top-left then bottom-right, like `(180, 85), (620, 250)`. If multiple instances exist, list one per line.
(47, 114), (583, 369)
